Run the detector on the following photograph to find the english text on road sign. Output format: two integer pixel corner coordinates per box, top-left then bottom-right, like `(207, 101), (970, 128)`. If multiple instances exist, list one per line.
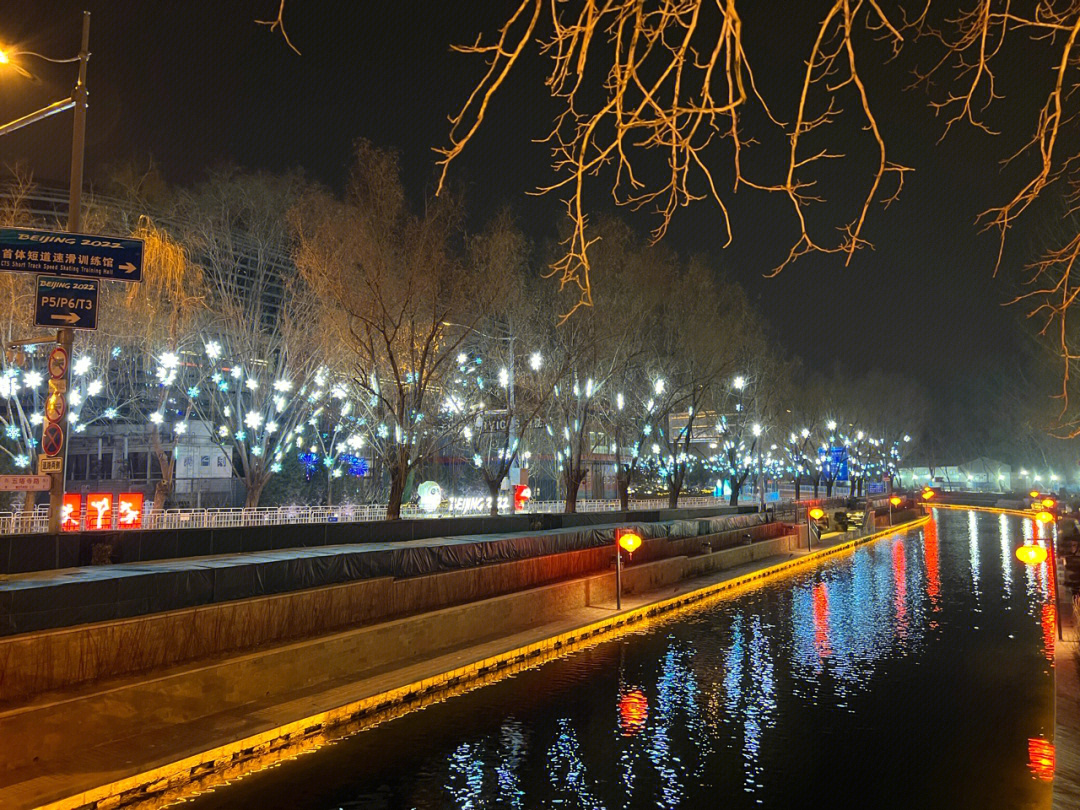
(42, 421), (64, 457)
(38, 455), (62, 475)
(0, 474), (51, 492)
(47, 346), (68, 379)
(35, 276), (98, 330)
(0, 227), (144, 282)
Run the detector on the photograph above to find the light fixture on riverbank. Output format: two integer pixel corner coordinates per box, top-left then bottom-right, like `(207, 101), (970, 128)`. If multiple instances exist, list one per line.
(807, 507), (824, 552)
(614, 529), (642, 610)
(889, 495), (901, 526)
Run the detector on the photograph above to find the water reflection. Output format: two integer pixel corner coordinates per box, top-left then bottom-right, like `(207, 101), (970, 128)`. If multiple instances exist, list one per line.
(185, 512), (1056, 810)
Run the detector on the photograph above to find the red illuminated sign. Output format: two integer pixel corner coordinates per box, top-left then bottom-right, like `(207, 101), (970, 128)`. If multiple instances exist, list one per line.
(118, 492), (143, 529)
(85, 492), (113, 530)
(61, 493), (81, 532)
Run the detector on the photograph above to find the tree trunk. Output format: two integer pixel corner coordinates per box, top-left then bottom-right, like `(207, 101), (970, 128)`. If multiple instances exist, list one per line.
(153, 479), (171, 513)
(617, 471), (630, 511)
(487, 476), (502, 516)
(728, 477), (740, 506)
(327, 468), (334, 507)
(794, 476), (801, 502)
(668, 466), (683, 509)
(244, 478), (267, 508)
(565, 482), (579, 513)
(825, 479), (834, 497)
(386, 464), (407, 520)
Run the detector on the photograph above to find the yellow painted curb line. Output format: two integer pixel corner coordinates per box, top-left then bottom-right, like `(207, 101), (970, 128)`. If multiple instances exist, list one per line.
(924, 503), (1043, 518)
(39, 515), (930, 810)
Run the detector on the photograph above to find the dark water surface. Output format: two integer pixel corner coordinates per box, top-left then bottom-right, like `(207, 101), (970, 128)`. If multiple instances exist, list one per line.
(186, 509), (1056, 809)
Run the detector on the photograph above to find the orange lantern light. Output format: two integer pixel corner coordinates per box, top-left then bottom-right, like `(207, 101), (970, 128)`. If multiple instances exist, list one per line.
(1035, 510), (1055, 524)
(808, 507), (825, 521)
(61, 493), (81, 532)
(921, 490), (935, 500)
(118, 492), (144, 529)
(85, 492), (113, 530)
(1016, 545), (1048, 565)
(1030, 491), (1041, 499)
(889, 495), (902, 507)
(1042, 497), (1056, 509)
(618, 531), (642, 555)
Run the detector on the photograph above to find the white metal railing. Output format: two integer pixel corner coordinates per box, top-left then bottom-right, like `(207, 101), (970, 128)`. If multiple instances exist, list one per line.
(0, 490), (864, 534)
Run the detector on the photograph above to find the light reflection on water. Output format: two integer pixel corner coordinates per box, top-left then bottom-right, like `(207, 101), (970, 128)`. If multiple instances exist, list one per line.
(186, 510), (1055, 810)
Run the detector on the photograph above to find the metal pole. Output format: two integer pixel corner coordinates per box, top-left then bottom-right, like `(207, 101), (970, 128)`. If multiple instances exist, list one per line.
(615, 542), (622, 610)
(47, 11), (89, 536)
(806, 507), (812, 553)
(757, 449), (764, 512)
(1050, 521), (1063, 641)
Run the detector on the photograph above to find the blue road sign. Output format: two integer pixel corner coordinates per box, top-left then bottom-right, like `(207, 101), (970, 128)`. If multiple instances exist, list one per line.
(0, 226), (143, 282)
(35, 276), (98, 330)
(819, 445), (850, 482)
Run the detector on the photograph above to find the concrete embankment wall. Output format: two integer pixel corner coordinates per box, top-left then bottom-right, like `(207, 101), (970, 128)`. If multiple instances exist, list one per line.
(0, 522), (789, 703)
(0, 531), (801, 777)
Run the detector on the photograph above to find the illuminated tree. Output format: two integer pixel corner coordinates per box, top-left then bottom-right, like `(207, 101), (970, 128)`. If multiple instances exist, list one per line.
(291, 140), (509, 519)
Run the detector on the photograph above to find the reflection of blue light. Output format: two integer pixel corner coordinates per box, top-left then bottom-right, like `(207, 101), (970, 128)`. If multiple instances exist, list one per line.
(547, 718), (606, 809)
(446, 740), (486, 809)
(495, 721), (526, 809)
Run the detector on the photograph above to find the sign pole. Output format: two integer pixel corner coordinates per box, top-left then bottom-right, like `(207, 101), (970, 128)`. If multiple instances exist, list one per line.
(615, 541), (622, 610)
(48, 11), (89, 536)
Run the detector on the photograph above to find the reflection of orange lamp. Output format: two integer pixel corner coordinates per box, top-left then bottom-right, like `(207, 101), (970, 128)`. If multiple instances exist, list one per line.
(618, 688), (649, 736)
(1028, 737), (1055, 782)
(809, 507), (825, 520)
(1042, 498), (1056, 509)
(1036, 510), (1055, 524)
(1016, 545), (1048, 565)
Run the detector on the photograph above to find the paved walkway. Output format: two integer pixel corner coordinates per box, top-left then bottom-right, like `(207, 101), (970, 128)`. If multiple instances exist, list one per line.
(0, 524), (891, 810)
(1054, 589), (1080, 808)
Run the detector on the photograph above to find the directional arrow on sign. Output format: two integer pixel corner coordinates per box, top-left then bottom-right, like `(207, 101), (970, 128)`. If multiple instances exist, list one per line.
(119, 262), (137, 274)
(49, 312), (81, 325)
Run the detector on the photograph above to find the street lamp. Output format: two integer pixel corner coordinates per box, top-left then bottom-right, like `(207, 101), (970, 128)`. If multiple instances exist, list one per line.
(0, 12), (91, 535)
(807, 506), (824, 551)
(889, 494), (901, 526)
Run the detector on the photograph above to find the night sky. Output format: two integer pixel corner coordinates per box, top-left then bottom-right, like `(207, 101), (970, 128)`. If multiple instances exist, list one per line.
(0, 1), (1059, 431)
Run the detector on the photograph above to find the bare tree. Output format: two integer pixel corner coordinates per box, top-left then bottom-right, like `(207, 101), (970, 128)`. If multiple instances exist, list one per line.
(291, 140), (506, 519)
(172, 168), (321, 508)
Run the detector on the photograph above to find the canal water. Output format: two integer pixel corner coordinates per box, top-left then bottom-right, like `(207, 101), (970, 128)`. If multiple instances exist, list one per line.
(186, 509), (1057, 809)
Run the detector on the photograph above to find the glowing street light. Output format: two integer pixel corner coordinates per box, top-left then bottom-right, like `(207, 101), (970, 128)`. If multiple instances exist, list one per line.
(807, 506), (825, 552)
(889, 494), (901, 526)
(614, 529), (642, 610)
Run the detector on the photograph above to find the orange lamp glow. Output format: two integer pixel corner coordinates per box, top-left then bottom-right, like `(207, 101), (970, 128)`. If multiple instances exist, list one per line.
(921, 490), (935, 500)
(86, 492), (113, 530)
(808, 507), (825, 520)
(1042, 497), (1056, 509)
(618, 531), (642, 555)
(1030, 491), (1041, 499)
(889, 496), (902, 507)
(1035, 510), (1055, 524)
(1016, 545), (1048, 565)
(118, 492), (144, 529)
